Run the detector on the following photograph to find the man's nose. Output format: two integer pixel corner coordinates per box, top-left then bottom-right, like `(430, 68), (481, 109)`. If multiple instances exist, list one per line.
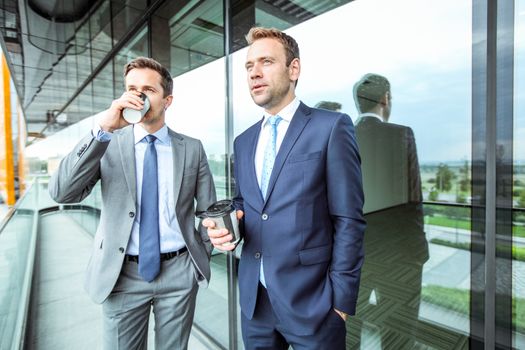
(249, 64), (262, 79)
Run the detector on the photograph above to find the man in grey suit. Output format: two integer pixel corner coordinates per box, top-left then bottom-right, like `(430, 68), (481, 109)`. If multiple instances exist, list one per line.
(49, 57), (216, 349)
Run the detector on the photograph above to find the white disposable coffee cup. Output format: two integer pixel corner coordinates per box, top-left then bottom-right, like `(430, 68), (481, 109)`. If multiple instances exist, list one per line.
(122, 93), (150, 123)
(199, 200), (242, 246)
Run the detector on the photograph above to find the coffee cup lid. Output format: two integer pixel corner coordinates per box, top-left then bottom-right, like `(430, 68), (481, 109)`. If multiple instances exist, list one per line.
(201, 199), (234, 217)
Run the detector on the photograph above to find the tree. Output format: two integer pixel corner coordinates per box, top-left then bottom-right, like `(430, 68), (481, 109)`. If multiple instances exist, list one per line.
(458, 160), (470, 192)
(456, 192), (467, 203)
(519, 189), (525, 208)
(428, 188), (439, 201)
(435, 163), (456, 192)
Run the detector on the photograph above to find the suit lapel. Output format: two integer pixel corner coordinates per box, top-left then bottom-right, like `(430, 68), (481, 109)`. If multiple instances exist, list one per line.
(117, 126), (137, 204)
(264, 103), (311, 203)
(169, 129), (185, 206)
(243, 120), (265, 208)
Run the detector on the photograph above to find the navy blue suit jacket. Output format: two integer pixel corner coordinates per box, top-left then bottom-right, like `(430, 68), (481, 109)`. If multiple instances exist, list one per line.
(233, 102), (366, 335)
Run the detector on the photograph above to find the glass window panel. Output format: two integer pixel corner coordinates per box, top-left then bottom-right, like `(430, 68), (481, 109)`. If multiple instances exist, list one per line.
(92, 64), (114, 114)
(64, 46), (80, 92)
(0, 209), (34, 346)
(76, 82), (94, 125)
(113, 26), (148, 98)
(151, 0), (224, 78)
(111, 0), (147, 44)
(230, 0), (352, 52)
(60, 82), (94, 130)
(165, 55), (228, 347)
(151, 2), (227, 343)
(232, 0), (471, 348)
(90, 0), (112, 69)
(75, 21), (92, 86)
(513, 1), (525, 348)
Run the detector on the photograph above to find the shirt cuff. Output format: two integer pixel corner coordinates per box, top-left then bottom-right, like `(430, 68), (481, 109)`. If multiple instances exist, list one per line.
(92, 124), (113, 142)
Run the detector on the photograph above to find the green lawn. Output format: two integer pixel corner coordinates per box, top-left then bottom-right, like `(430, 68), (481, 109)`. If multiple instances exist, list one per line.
(514, 225), (525, 238)
(426, 215), (471, 230)
(430, 238), (525, 261)
(424, 210), (525, 238)
(421, 285), (525, 333)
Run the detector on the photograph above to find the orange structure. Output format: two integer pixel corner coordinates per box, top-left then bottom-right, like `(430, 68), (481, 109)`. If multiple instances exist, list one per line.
(0, 53), (16, 205)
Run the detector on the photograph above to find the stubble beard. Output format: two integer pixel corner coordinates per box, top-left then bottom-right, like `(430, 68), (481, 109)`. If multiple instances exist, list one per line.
(251, 87), (284, 112)
(141, 110), (164, 126)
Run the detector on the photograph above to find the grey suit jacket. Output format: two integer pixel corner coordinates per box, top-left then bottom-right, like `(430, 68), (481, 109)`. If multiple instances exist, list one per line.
(49, 125), (216, 304)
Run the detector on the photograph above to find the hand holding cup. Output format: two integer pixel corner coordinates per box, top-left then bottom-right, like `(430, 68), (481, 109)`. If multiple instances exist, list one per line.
(98, 91), (146, 132)
(202, 207), (244, 251)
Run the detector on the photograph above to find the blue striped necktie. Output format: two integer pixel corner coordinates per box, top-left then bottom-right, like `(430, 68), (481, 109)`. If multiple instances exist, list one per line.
(139, 135), (161, 282)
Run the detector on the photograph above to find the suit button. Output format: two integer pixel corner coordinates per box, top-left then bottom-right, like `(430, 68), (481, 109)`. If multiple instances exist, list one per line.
(119, 247), (124, 253)
(129, 212), (135, 218)
(254, 252), (261, 259)
(261, 213), (268, 220)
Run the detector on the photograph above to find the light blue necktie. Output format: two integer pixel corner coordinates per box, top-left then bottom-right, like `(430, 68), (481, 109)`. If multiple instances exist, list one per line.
(260, 116), (282, 198)
(139, 135), (161, 282)
(260, 115), (282, 287)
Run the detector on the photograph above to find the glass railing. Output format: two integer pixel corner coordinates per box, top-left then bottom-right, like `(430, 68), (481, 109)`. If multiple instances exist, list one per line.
(0, 180), (38, 349)
(0, 176), (229, 349)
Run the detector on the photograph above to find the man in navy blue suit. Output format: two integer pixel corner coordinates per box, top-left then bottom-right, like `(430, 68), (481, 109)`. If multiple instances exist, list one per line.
(204, 27), (366, 349)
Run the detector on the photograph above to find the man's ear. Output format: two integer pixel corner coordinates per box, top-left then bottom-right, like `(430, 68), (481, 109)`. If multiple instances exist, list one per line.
(164, 95), (173, 110)
(289, 58), (301, 83)
(380, 92), (389, 106)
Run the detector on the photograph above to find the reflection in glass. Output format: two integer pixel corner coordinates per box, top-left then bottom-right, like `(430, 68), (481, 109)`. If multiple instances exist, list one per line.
(151, 0), (224, 78)
(92, 64), (114, 114)
(154, 3), (229, 339)
(0, 209), (34, 346)
(164, 49), (228, 349)
(354, 204), (429, 348)
(229, 2), (472, 347)
(113, 26), (148, 98)
(352, 73), (429, 348)
(514, 0), (525, 348)
(90, 0), (112, 69)
(354, 73), (421, 213)
(165, 56), (226, 199)
(111, 0), (147, 44)
(229, 0), (353, 53)
(75, 21), (92, 86)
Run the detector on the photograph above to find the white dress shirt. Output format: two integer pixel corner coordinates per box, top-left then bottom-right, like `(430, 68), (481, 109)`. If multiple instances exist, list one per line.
(92, 122), (185, 255)
(254, 97), (301, 188)
(356, 112), (384, 124)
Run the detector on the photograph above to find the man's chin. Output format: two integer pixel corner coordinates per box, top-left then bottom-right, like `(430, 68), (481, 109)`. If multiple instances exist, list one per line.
(251, 95), (270, 108)
(141, 114), (159, 125)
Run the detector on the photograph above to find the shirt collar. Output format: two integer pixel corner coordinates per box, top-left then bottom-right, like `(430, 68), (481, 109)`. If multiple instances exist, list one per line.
(358, 112), (384, 122)
(261, 97), (300, 127)
(133, 124), (170, 145)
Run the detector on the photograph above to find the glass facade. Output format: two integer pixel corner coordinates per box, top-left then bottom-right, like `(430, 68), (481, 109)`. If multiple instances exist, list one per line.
(232, 1), (472, 348)
(514, 0), (525, 348)
(2, 0), (523, 348)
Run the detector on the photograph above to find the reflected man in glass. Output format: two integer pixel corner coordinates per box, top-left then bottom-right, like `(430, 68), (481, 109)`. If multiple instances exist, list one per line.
(315, 100), (342, 112)
(352, 73), (429, 348)
(49, 57), (216, 349)
(205, 27), (366, 349)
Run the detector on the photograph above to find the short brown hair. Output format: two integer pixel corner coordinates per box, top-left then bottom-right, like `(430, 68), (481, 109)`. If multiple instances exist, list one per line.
(124, 57), (173, 97)
(245, 27), (300, 66)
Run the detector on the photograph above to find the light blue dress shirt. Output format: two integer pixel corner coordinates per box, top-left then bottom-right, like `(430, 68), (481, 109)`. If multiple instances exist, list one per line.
(92, 123), (186, 255)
